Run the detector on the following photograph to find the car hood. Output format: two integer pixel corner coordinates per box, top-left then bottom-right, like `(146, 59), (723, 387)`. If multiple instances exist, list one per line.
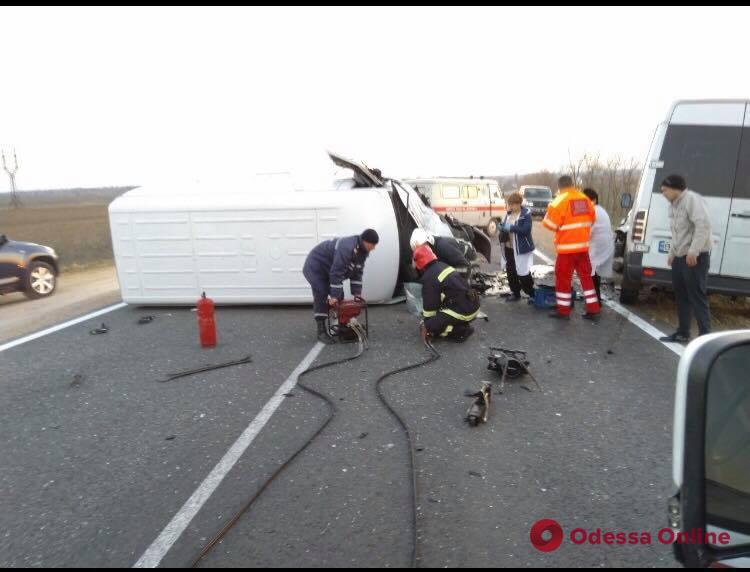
(7, 240), (55, 254)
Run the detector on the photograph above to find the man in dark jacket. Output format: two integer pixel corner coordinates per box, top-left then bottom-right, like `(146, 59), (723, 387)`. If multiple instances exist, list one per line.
(303, 229), (379, 344)
(414, 244), (480, 342)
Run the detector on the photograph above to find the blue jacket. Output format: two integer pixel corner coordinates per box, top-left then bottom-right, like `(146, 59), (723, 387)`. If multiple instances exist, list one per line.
(502, 207), (535, 255)
(304, 235), (369, 300)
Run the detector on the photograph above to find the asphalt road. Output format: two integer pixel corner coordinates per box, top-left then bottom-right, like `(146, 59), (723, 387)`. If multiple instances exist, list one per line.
(0, 265), (121, 344)
(0, 294), (680, 567)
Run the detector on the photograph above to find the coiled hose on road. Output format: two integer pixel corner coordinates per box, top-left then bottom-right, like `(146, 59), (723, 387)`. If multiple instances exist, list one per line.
(192, 327), (440, 569)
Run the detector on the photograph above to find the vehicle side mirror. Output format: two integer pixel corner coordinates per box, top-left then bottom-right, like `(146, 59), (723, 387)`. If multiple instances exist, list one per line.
(621, 193), (633, 209)
(673, 332), (750, 567)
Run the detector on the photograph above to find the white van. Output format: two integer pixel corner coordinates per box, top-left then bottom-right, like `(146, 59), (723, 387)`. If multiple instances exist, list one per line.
(108, 153), (491, 306)
(619, 100), (750, 304)
(405, 178), (506, 237)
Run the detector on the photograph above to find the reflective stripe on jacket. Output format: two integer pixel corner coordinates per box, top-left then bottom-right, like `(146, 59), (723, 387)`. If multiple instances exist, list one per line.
(420, 261), (480, 321)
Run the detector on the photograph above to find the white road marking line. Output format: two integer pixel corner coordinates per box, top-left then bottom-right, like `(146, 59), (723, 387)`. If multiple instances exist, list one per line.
(133, 342), (325, 568)
(533, 249), (683, 357)
(0, 302), (128, 353)
(603, 300), (684, 357)
(533, 249), (554, 265)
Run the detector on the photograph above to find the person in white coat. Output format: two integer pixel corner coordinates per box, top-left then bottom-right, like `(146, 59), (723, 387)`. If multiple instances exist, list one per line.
(583, 188), (615, 304)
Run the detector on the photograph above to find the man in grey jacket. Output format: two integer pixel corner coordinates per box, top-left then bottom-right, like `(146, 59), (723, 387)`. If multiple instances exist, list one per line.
(658, 174), (713, 343)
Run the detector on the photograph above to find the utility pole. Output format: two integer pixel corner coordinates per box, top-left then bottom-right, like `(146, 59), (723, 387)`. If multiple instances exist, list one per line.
(2, 149), (21, 208)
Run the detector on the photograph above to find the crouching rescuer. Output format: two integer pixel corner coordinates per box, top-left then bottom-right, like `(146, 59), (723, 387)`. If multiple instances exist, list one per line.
(414, 244), (480, 342)
(303, 229), (379, 344)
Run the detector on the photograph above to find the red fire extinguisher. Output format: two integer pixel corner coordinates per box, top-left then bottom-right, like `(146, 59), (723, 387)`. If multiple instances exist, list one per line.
(197, 292), (217, 348)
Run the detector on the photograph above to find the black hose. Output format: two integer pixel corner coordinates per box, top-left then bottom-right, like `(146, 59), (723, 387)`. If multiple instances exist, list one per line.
(191, 335), (366, 568)
(373, 337), (441, 568)
(191, 332), (442, 569)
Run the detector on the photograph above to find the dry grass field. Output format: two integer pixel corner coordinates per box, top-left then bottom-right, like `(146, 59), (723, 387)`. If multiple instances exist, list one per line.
(0, 188), (134, 271)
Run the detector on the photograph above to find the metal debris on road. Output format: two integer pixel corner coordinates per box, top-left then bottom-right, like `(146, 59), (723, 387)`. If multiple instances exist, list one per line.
(159, 355), (253, 383)
(89, 323), (109, 335)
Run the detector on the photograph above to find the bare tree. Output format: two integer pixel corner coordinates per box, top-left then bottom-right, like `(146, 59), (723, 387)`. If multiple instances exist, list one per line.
(514, 152), (642, 219)
(560, 151), (642, 219)
(519, 169), (558, 191)
(565, 149), (590, 187)
(2, 149), (21, 208)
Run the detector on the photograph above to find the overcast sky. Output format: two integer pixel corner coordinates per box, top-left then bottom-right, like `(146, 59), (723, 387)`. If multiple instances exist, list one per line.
(0, 6), (749, 191)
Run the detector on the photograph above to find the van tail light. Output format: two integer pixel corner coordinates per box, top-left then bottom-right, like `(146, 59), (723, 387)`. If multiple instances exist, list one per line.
(643, 268), (656, 277)
(632, 209), (648, 243)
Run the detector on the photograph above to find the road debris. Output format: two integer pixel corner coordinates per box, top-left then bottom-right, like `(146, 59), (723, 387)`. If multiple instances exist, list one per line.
(159, 355), (253, 383)
(89, 323), (109, 335)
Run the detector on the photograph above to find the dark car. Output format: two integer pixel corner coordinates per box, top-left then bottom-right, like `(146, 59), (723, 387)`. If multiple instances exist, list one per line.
(0, 234), (60, 298)
(519, 185), (554, 217)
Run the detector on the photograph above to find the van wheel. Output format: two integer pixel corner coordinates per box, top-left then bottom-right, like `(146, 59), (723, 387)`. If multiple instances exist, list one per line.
(485, 219), (498, 237)
(620, 288), (639, 305)
(24, 261), (58, 299)
(619, 269), (640, 306)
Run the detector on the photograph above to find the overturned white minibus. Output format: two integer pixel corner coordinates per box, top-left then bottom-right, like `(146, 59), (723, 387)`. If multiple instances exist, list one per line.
(109, 153), (490, 306)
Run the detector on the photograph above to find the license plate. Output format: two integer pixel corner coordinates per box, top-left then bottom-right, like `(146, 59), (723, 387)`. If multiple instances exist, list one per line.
(658, 240), (671, 254)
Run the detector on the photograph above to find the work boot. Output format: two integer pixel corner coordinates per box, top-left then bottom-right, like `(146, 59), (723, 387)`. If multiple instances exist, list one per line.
(448, 325), (475, 343)
(548, 311), (570, 320)
(316, 319), (336, 345)
(659, 331), (690, 344)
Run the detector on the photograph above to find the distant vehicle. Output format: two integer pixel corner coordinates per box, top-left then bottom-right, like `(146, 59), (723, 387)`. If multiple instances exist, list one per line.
(406, 178), (506, 237)
(518, 185), (554, 217)
(0, 235), (59, 298)
(619, 99), (750, 305)
(109, 153), (492, 306)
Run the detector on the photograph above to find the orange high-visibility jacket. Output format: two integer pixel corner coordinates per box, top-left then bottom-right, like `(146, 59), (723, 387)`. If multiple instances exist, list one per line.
(542, 188), (597, 254)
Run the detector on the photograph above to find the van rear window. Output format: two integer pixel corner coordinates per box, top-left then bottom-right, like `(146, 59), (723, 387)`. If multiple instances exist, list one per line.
(652, 125), (742, 198)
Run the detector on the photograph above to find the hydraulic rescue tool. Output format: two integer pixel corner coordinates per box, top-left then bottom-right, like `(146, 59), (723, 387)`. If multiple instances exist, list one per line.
(327, 297), (369, 344)
(487, 347), (541, 394)
(464, 382), (492, 427)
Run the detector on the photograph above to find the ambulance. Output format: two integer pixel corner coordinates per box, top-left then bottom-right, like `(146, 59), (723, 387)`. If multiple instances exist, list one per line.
(405, 178), (506, 237)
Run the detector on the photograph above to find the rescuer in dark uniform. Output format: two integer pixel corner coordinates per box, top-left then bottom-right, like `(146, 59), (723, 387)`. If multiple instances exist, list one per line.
(303, 229), (379, 344)
(414, 244), (480, 342)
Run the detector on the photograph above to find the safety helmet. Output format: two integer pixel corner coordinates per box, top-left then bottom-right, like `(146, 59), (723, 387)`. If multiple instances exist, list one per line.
(409, 228), (435, 251)
(413, 244), (437, 271)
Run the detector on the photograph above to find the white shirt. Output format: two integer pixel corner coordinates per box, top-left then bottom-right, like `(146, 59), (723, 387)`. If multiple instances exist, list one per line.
(589, 205), (615, 277)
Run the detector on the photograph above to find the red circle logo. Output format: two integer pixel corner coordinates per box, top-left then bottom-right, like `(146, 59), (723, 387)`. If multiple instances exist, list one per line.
(530, 519), (564, 552)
